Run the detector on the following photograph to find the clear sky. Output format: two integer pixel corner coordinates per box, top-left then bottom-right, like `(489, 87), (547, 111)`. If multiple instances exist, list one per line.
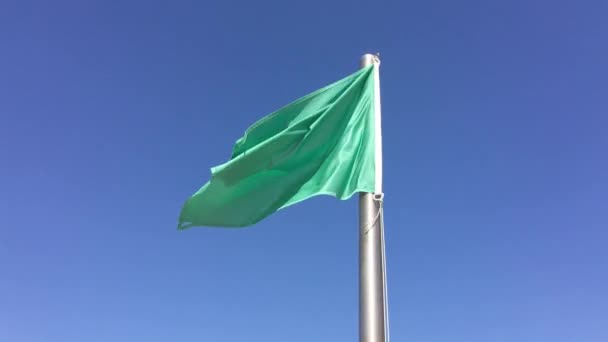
(1, 1), (607, 341)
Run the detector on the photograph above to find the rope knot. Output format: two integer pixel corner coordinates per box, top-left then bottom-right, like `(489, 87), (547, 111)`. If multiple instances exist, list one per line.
(363, 192), (384, 235)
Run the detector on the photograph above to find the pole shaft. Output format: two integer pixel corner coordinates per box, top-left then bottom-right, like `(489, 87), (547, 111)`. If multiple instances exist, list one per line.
(359, 54), (386, 342)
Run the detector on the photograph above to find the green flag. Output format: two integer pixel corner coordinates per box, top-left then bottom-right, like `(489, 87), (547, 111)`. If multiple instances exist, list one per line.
(178, 65), (376, 228)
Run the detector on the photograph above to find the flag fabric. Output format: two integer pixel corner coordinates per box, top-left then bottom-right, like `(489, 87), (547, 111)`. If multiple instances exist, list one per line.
(178, 65), (377, 228)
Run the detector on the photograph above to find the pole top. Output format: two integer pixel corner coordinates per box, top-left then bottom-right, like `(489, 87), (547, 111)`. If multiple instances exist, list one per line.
(360, 53), (381, 68)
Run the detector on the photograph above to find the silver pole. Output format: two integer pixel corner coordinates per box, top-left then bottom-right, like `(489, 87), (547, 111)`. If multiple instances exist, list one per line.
(359, 54), (387, 342)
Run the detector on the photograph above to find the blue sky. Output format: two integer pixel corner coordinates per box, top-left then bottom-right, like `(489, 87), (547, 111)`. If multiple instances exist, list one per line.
(1, 1), (607, 341)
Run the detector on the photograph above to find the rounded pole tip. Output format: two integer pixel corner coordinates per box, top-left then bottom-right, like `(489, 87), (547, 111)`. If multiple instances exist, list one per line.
(360, 53), (380, 68)
(360, 54), (375, 67)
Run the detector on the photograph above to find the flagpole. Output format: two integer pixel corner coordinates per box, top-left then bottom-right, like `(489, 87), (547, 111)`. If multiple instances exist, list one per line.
(359, 54), (388, 342)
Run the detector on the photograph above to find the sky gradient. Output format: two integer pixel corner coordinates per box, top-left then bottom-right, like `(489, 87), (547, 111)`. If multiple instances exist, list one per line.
(1, 1), (607, 341)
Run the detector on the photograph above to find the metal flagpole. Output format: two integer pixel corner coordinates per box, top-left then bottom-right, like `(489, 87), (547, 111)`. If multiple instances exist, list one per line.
(359, 54), (388, 342)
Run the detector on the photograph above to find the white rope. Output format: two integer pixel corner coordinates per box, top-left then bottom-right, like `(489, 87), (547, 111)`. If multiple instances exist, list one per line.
(379, 195), (390, 342)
